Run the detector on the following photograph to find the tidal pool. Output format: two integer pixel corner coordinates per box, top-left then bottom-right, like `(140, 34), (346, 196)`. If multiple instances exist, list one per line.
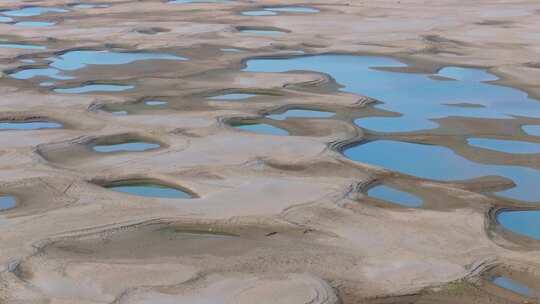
(0, 42), (46, 50)
(208, 93), (257, 100)
(492, 276), (536, 297)
(106, 183), (193, 199)
(54, 84), (134, 94)
(233, 122), (289, 135)
(367, 185), (423, 208)
(10, 50), (187, 81)
(0, 120), (62, 130)
(1, 7), (68, 17)
(267, 109), (334, 120)
(92, 142), (160, 153)
(244, 55), (540, 133)
(344, 140), (540, 202)
(0, 195), (16, 211)
(523, 125), (540, 137)
(467, 138), (540, 154)
(497, 210), (540, 241)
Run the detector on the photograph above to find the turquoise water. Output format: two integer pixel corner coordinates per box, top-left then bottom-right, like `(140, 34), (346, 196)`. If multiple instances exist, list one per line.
(10, 50), (187, 80)
(107, 183), (192, 199)
(0, 196), (16, 211)
(92, 142), (160, 153)
(0, 42), (46, 50)
(0, 16), (13, 23)
(267, 109), (334, 120)
(54, 84), (134, 94)
(467, 138), (540, 154)
(144, 100), (168, 106)
(0, 121), (62, 130)
(523, 125), (540, 137)
(493, 276), (536, 297)
(244, 55), (540, 133)
(367, 185), (423, 207)
(233, 123), (288, 135)
(497, 210), (540, 241)
(1, 7), (68, 17)
(209, 93), (257, 100)
(15, 21), (55, 27)
(344, 140), (540, 202)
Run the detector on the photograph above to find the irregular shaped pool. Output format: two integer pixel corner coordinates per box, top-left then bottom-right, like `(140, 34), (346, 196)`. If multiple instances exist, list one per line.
(144, 100), (168, 106)
(344, 140), (540, 202)
(10, 50), (187, 81)
(0, 120), (62, 130)
(267, 109), (334, 120)
(0, 42), (46, 50)
(0, 195), (16, 211)
(1, 7), (68, 17)
(367, 185), (423, 208)
(92, 142), (160, 153)
(523, 125), (540, 137)
(15, 21), (55, 27)
(492, 276), (536, 297)
(106, 182), (193, 199)
(54, 84), (134, 94)
(467, 138), (540, 154)
(497, 210), (540, 241)
(233, 122), (289, 135)
(244, 55), (540, 133)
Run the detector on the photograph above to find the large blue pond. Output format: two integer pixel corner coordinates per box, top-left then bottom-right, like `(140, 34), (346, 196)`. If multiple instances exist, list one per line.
(492, 276), (536, 297)
(497, 210), (540, 241)
(244, 55), (540, 133)
(0, 195), (16, 211)
(344, 140), (540, 202)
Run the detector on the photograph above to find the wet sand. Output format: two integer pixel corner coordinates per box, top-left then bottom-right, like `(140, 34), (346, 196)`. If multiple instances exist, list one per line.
(1, 0), (540, 303)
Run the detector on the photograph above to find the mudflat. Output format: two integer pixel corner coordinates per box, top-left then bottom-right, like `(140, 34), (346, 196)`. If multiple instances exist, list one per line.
(1, 0), (540, 303)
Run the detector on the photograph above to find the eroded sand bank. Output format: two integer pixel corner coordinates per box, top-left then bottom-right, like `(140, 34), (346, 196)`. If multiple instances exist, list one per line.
(1, 0), (540, 303)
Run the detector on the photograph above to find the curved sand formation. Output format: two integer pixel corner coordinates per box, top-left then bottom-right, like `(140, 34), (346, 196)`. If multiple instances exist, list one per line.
(1, 0), (540, 303)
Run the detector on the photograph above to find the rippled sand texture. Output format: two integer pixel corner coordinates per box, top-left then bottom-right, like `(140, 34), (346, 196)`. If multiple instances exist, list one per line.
(1, 0), (540, 303)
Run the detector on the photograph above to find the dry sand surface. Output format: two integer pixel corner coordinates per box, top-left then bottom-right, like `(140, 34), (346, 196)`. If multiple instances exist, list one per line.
(0, 0), (540, 303)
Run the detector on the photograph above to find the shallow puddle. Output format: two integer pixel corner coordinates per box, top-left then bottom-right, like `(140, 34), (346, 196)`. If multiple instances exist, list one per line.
(523, 125), (540, 137)
(267, 109), (334, 120)
(265, 6), (320, 13)
(492, 276), (536, 297)
(208, 93), (257, 100)
(233, 122), (289, 135)
(0, 195), (16, 211)
(106, 182), (193, 199)
(0, 16), (13, 23)
(1, 7), (68, 17)
(0, 42), (46, 50)
(0, 120), (62, 130)
(92, 142), (160, 153)
(344, 140), (540, 202)
(221, 48), (242, 52)
(367, 185), (423, 208)
(467, 138), (540, 154)
(240, 29), (285, 36)
(14, 21), (55, 27)
(244, 55), (540, 133)
(242, 10), (277, 16)
(497, 210), (540, 240)
(144, 100), (168, 106)
(54, 84), (134, 94)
